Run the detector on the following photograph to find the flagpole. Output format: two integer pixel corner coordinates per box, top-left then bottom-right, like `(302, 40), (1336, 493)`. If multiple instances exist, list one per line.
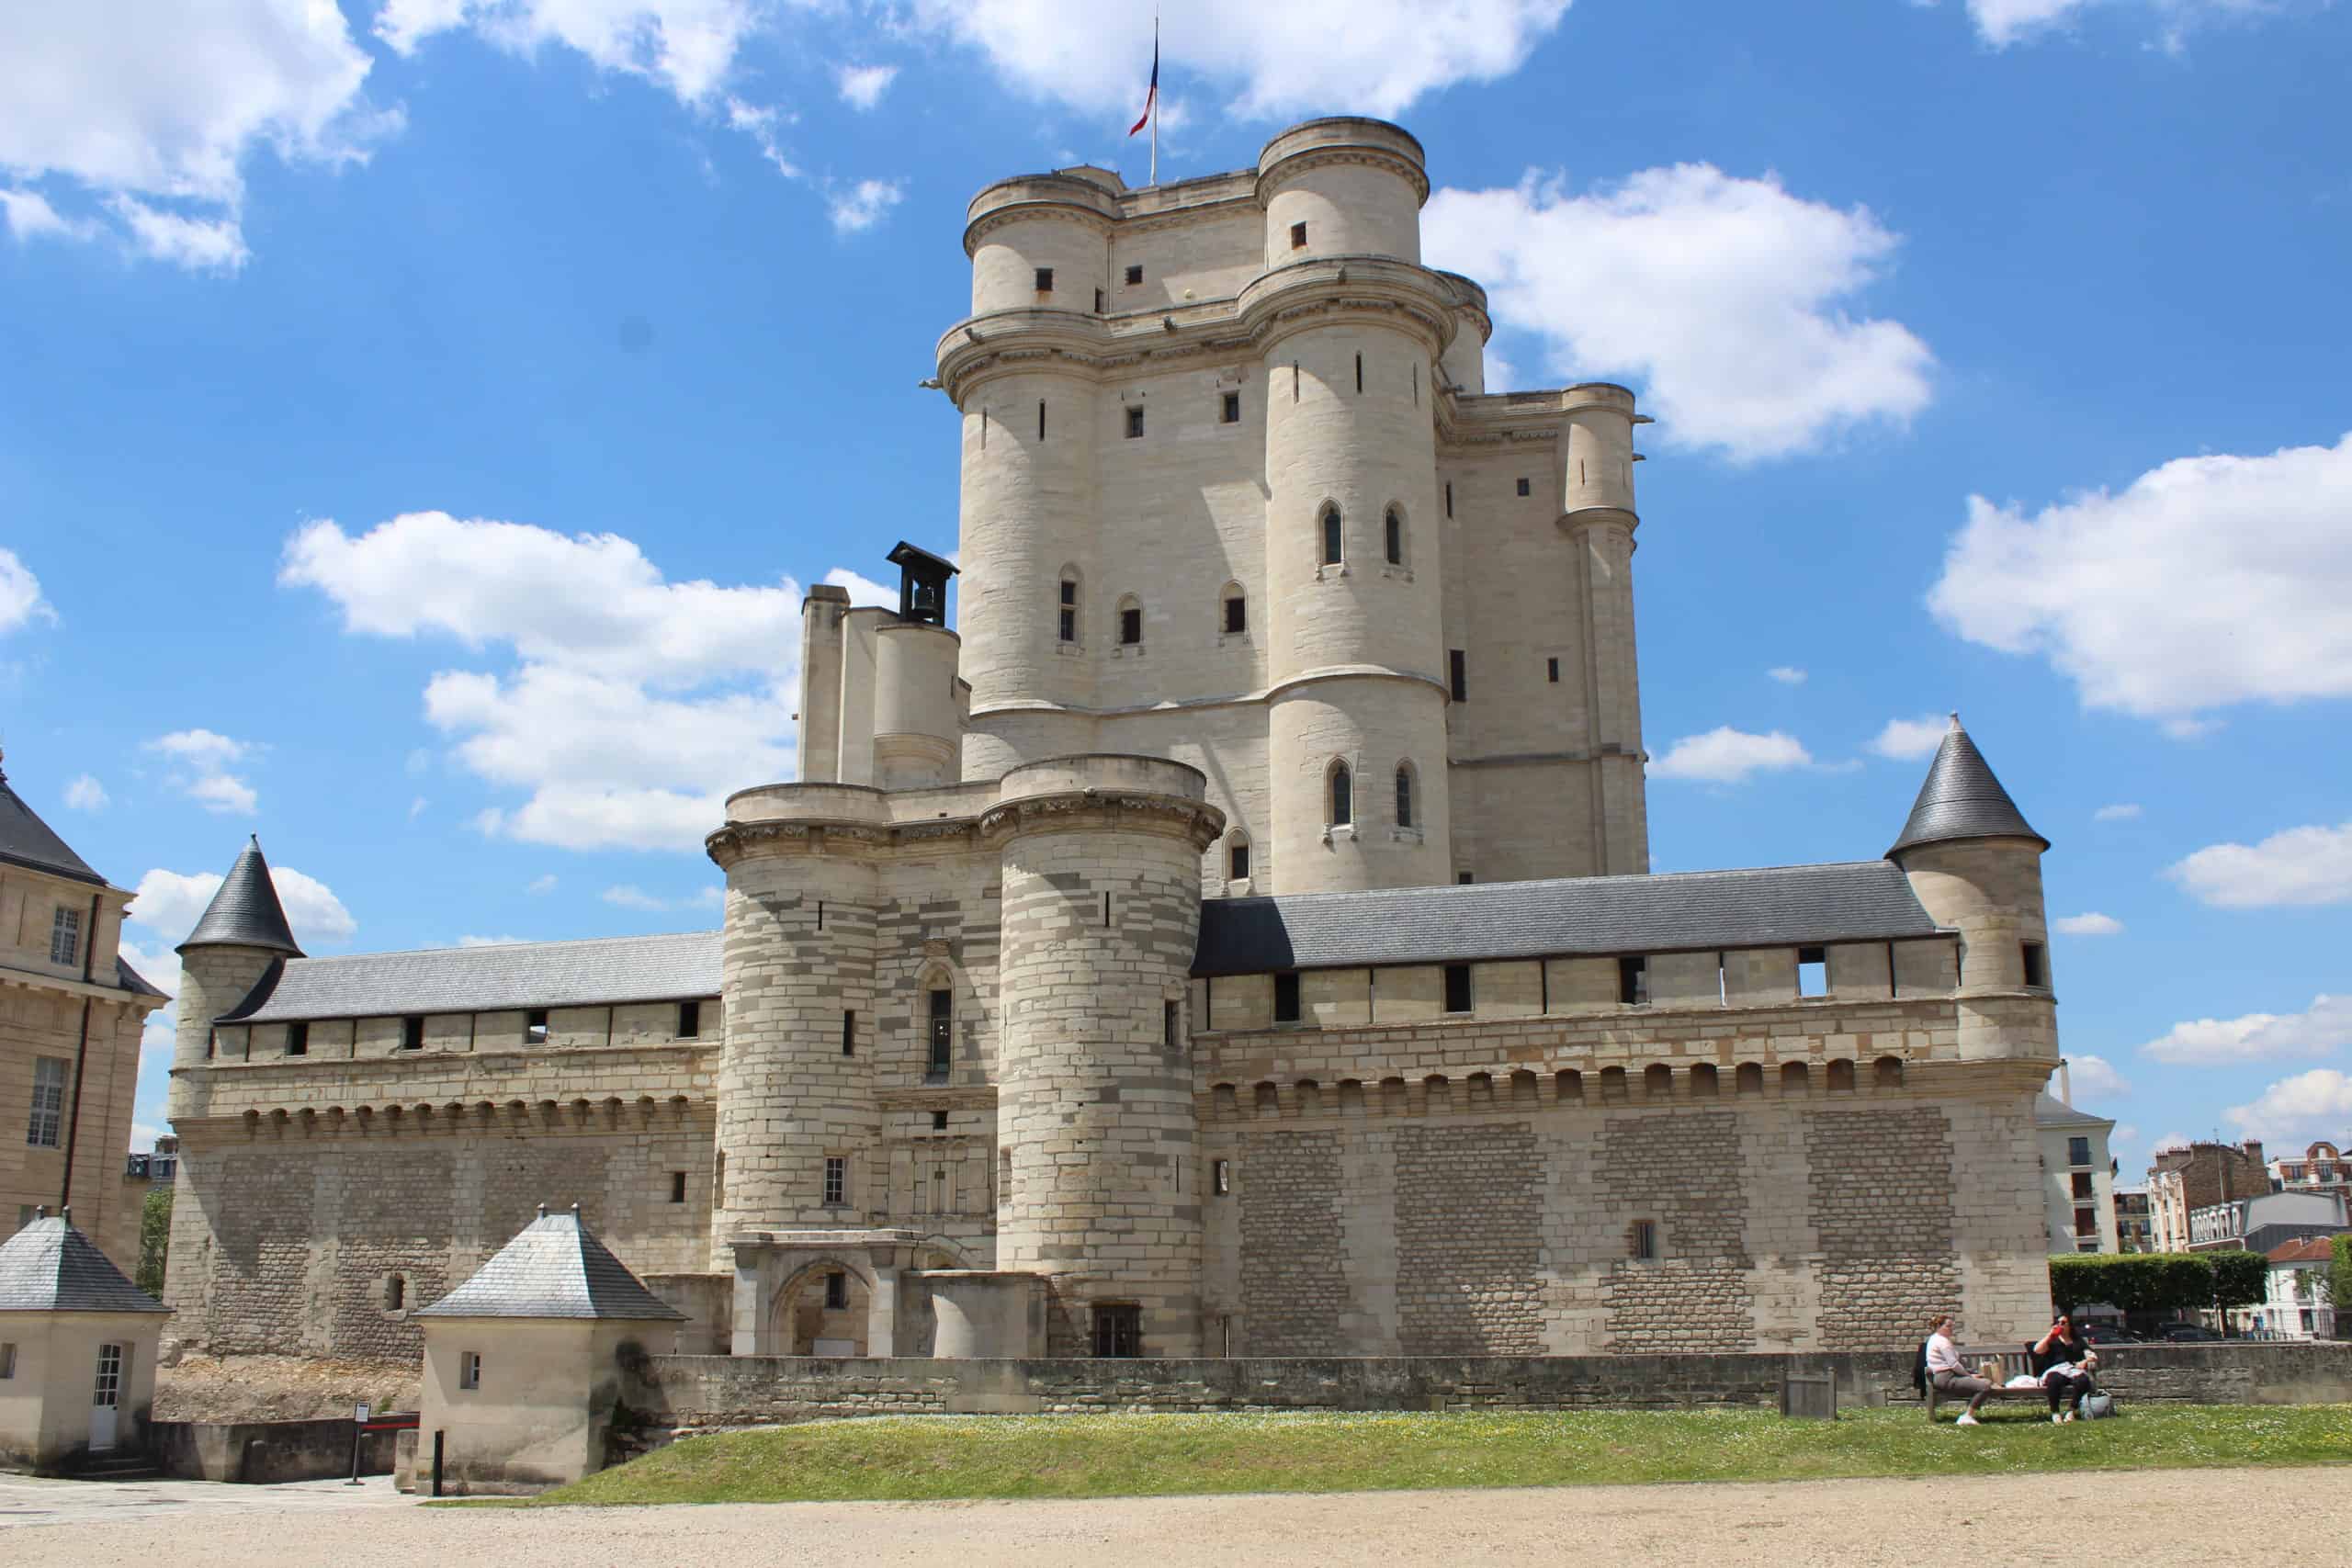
(1149, 11), (1159, 186)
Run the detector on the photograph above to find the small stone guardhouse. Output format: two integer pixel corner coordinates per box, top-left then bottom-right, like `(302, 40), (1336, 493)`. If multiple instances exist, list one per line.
(0, 1209), (168, 1473)
(416, 1204), (684, 1493)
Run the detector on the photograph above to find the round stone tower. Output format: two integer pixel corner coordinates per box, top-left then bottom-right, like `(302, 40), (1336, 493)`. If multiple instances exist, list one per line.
(1558, 381), (1652, 874)
(984, 756), (1224, 1356)
(704, 786), (883, 1237)
(1888, 716), (2057, 1064)
(955, 170), (1123, 782)
(1250, 118), (1454, 890)
(168, 836), (302, 1117)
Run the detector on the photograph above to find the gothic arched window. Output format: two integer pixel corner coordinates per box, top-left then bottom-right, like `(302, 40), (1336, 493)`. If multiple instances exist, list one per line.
(1395, 763), (1415, 829)
(1319, 503), (1343, 566)
(1329, 761), (1353, 828)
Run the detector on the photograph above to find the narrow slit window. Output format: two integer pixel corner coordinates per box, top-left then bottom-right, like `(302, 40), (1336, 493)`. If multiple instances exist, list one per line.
(1444, 480), (1453, 518)
(1798, 946), (1827, 998)
(841, 1009), (856, 1057)
(1395, 766), (1414, 829)
(1213, 1159), (1231, 1195)
(1618, 955), (1649, 1006)
(1034, 266), (1054, 293)
(1385, 507), (1403, 565)
(1329, 762), (1352, 828)
(927, 989), (953, 1078)
(1164, 999), (1180, 1049)
(1354, 352), (1363, 393)
(1221, 391), (1241, 424)
(670, 1171), (687, 1204)
(1038, 400), (1046, 440)
(1120, 603), (1143, 645)
(1125, 405), (1145, 439)
(1449, 649), (1467, 703)
(1630, 1220), (1658, 1260)
(401, 1015), (424, 1051)
(1320, 504), (1342, 566)
(1547, 657), (1560, 683)
(1058, 576), (1078, 643)
(1443, 964), (1472, 1014)
(1273, 972), (1302, 1024)
(1093, 288), (1104, 312)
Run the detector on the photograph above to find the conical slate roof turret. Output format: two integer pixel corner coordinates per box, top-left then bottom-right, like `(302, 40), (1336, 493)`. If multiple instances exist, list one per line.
(1887, 715), (2048, 859)
(177, 835), (303, 956)
(415, 1205), (684, 1321)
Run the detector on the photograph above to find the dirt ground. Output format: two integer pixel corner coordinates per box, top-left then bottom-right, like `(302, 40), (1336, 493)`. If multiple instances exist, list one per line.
(153, 1353), (421, 1423)
(11, 1466), (2348, 1566)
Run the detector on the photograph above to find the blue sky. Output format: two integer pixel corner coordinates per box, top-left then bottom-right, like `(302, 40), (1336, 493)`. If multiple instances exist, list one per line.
(3, 1), (2347, 1171)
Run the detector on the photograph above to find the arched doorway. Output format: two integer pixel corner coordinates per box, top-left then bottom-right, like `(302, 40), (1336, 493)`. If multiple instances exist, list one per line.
(769, 1262), (873, 1356)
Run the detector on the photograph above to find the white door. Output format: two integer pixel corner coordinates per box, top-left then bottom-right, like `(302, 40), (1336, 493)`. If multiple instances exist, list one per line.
(90, 1343), (123, 1452)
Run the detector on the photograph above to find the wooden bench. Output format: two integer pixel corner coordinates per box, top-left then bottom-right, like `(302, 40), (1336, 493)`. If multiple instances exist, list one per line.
(1924, 1345), (2065, 1421)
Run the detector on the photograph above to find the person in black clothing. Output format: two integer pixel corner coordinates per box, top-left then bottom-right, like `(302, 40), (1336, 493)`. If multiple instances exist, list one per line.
(2030, 1313), (2096, 1421)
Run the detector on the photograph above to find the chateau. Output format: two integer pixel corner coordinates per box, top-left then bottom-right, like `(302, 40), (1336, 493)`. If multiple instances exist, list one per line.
(160, 118), (2061, 1365)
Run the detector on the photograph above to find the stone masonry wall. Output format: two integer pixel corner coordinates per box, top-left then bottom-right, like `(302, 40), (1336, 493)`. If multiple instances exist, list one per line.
(1598, 1110), (1753, 1352)
(1395, 1122), (1544, 1353)
(1237, 1128), (1346, 1354)
(1806, 1107), (1961, 1351)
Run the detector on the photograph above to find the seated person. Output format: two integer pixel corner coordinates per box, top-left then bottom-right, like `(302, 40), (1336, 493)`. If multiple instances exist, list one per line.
(2030, 1313), (2098, 1422)
(1925, 1313), (1993, 1425)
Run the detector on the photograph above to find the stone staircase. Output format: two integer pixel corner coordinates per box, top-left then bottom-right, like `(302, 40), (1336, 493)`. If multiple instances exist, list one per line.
(73, 1449), (162, 1482)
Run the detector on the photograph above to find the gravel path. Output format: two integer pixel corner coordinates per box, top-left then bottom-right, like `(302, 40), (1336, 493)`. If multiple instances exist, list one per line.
(8, 1467), (2346, 1565)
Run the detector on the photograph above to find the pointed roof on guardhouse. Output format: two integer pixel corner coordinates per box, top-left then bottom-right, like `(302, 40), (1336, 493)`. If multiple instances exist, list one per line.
(1887, 714), (2049, 859)
(177, 835), (303, 957)
(0, 1211), (168, 1314)
(416, 1205), (684, 1322)
(0, 748), (107, 886)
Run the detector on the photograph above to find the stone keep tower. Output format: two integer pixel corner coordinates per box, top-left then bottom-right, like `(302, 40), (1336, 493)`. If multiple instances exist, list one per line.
(167, 837), (302, 1113)
(933, 118), (1652, 896)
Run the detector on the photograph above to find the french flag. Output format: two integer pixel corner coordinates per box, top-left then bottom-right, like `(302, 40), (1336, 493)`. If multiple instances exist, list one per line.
(1129, 26), (1158, 136)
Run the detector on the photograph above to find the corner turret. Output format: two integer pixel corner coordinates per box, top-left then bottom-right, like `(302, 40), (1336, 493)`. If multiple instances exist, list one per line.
(168, 836), (300, 1094)
(1890, 716), (2054, 1064)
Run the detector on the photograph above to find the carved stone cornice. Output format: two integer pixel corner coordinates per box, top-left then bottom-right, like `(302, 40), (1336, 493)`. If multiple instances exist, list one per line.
(978, 789), (1225, 852)
(1256, 146), (1430, 206)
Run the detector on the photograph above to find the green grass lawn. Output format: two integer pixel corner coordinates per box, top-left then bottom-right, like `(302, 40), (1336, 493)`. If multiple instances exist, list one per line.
(496, 1404), (2352, 1506)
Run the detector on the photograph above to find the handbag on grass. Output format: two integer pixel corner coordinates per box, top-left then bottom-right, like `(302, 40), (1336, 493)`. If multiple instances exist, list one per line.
(2081, 1392), (2116, 1419)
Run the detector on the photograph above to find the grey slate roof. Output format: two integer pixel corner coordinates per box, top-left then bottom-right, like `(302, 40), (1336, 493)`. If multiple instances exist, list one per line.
(0, 764), (105, 886)
(2035, 1092), (2114, 1130)
(1888, 716), (2048, 857)
(179, 837), (303, 957)
(0, 1214), (168, 1314)
(416, 1208), (685, 1321)
(1193, 860), (1946, 977)
(116, 956), (168, 999)
(228, 930), (719, 1023)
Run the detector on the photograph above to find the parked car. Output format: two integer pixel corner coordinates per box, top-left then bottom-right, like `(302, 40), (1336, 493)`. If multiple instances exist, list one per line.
(2162, 1325), (2223, 1342)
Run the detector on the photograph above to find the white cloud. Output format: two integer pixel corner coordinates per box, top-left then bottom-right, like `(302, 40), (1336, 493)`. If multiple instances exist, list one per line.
(409, 795), (429, 819)
(822, 567), (899, 607)
(377, 0), (760, 105)
(2093, 802), (2142, 822)
(725, 97), (802, 180)
(2167, 821), (2352, 909)
(1867, 714), (1950, 761)
(0, 547), (52, 634)
(2138, 993), (2349, 1066)
(827, 177), (904, 235)
(836, 63), (898, 110)
(1649, 727), (1813, 784)
(1, 186), (96, 243)
(526, 874), (560, 895)
(2111, 1123), (2142, 1148)
(125, 863), (356, 949)
(1424, 167), (1932, 461)
(458, 933), (531, 947)
(118, 936), (183, 1067)
(2052, 912), (2123, 936)
(2225, 1068), (2352, 1146)
(602, 884), (672, 910)
(1766, 666), (1807, 685)
(129, 1122), (163, 1154)
(1959, 0), (2277, 50)
(2066, 1054), (2132, 1099)
(0, 1), (393, 268)
(2151, 1130), (2190, 1154)
(143, 728), (260, 815)
(907, 0), (1574, 120)
(108, 196), (250, 272)
(62, 774), (107, 811)
(1928, 433), (2352, 729)
(282, 511), (805, 852)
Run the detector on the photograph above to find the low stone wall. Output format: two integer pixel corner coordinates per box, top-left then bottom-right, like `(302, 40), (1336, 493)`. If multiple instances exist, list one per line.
(149, 1416), (402, 1483)
(638, 1343), (2352, 1428)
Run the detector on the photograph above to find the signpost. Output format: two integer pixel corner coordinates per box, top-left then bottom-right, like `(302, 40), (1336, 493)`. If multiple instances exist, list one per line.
(346, 1402), (369, 1485)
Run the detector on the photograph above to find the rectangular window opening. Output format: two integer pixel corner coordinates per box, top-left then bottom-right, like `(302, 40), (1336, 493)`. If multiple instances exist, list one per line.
(1546, 657), (1560, 683)
(927, 989), (953, 1079)
(2021, 942), (2048, 988)
(670, 1171), (687, 1204)
(1092, 1303), (1142, 1358)
(1516, 476), (1531, 497)
(1163, 999), (1180, 1050)
(1093, 287), (1104, 312)
(1442, 964), (1473, 1015)
(1125, 264), (1143, 286)
(49, 908), (81, 966)
(2068, 1135), (2091, 1168)
(2071, 1171), (2095, 1200)
(931, 1109), (948, 1132)
(1213, 1158), (1231, 1195)
(1120, 606), (1142, 645)
(1273, 971), (1302, 1024)
(1224, 595), (1246, 634)
(1221, 391), (1240, 424)
(401, 1015), (424, 1051)
(1449, 649), (1467, 703)
(842, 1009), (857, 1057)
(1618, 956), (1649, 1007)
(823, 1156), (847, 1207)
(0, 1343), (14, 1380)
(1289, 220), (1307, 250)
(1631, 1220), (1658, 1260)
(525, 1009), (549, 1045)
(824, 1271), (849, 1310)
(1457, 872), (1474, 885)
(1797, 945), (1828, 998)
(1228, 840), (1250, 880)
(287, 1021), (309, 1057)
(677, 999), (701, 1039)
(1125, 405), (1145, 439)
(26, 1057), (66, 1148)
(1033, 266), (1053, 293)
(459, 1351), (481, 1391)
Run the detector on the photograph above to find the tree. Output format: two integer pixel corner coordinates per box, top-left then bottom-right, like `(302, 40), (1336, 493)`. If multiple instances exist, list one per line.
(2206, 1249), (2268, 1327)
(2331, 1235), (2352, 1325)
(135, 1184), (173, 1297)
(2049, 1252), (2215, 1317)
